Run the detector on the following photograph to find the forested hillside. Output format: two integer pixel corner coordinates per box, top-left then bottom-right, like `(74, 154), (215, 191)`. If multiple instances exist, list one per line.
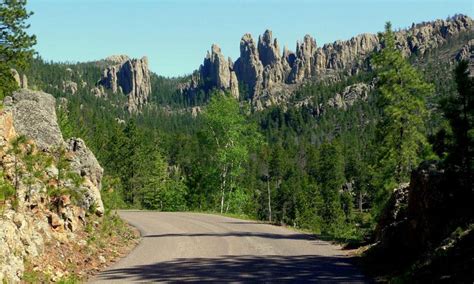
(1, 0), (472, 282)
(14, 19), (471, 246)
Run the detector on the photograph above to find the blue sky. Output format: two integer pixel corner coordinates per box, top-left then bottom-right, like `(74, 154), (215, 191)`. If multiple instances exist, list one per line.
(27, 0), (472, 77)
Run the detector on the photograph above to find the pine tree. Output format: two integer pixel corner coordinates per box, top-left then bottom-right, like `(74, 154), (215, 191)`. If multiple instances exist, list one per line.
(316, 141), (346, 234)
(0, 0), (36, 98)
(141, 149), (169, 210)
(372, 22), (434, 187)
(441, 60), (474, 188)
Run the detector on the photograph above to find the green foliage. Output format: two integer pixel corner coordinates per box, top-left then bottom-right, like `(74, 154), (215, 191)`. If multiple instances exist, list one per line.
(0, 175), (14, 201)
(372, 22), (434, 189)
(0, 174), (14, 214)
(0, 0), (36, 98)
(316, 141), (347, 235)
(47, 146), (84, 211)
(201, 92), (263, 213)
(7, 134), (28, 193)
(101, 176), (127, 211)
(15, 20), (469, 245)
(440, 60), (474, 186)
(57, 107), (75, 140)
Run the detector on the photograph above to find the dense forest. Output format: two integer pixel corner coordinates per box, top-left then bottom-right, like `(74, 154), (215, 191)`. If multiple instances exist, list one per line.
(7, 23), (467, 247)
(1, 0), (472, 282)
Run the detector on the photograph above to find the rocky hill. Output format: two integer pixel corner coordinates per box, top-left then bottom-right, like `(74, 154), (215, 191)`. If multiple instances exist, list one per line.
(183, 14), (473, 109)
(0, 89), (111, 281)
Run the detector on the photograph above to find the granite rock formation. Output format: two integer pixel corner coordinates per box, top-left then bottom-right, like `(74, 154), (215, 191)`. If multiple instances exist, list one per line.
(456, 39), (474, 76)
(234, 33), (264, 98)
(6, 89), (64, 150)
(0, 90), (107, 281)
(185, 14), (473, 108)
(200, 44), (239, 99)
(3, 89), (104, 215)
(66, 138), (104, 215)
(98, 55), (152, 113)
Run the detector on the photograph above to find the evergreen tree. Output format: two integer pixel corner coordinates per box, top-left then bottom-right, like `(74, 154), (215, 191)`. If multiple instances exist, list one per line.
(372, 22), (434, 187)
(441, 60), (474, 188)
(0, 0), (36, 97)
(141, 149), (169, 210)
(316, 141), (346, 234)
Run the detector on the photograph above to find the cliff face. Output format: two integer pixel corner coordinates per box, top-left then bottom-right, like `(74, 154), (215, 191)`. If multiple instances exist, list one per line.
(98, 55), (152, 113)
(185, 14), (473, 108)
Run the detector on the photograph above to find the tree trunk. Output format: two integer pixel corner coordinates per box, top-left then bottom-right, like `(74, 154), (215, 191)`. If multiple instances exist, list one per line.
(267, 178), (272, 223)
(220, 167), (227, 214)
(358, 191), (363, 213)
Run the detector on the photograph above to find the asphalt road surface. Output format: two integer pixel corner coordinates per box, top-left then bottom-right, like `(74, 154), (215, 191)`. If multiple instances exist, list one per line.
(91, 211), (368, 283)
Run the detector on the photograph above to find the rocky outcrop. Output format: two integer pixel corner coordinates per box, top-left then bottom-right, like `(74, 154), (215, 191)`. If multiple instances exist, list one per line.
(374, 183), (410, 241)
(6, 89), (63, 150)
(0, 210), (47, 282)
(327, 83), (372, 110)
(293, 82), (373, 115)
(258, 30), (289, 89)
(3, 89), (104, 215)
(105, 54), (130, 64)
(315, 33), (379, 77)
(456, 39), (474, 76)
(66, 138), (104, 215)
(234, 33), (264, 98)
(288, 35), (318, 83)
(0, 89), (107, 281)
(98, 55), (152, 113)
(199, 45), (239, 99)
(185, 14), (473, 108)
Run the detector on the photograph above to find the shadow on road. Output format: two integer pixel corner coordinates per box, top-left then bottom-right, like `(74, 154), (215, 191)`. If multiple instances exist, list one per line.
(97, 255), (368, 283)
(143, 232), (331, 243)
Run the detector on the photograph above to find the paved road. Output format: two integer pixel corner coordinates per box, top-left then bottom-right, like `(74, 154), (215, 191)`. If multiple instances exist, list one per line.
(91, 211), (368, 283)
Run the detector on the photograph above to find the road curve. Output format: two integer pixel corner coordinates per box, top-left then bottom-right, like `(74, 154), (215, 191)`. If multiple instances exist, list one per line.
(91, 211), (368, 283)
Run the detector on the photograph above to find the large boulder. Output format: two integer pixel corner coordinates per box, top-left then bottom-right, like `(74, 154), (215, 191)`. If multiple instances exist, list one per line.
(66, 138), (105, 216)
(7, 89), (63, 150)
